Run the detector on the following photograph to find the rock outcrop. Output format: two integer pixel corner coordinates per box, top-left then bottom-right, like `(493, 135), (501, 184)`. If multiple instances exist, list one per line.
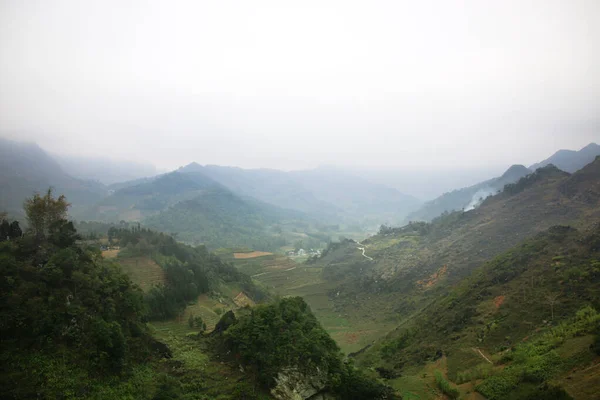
(270, 368), (335, 400)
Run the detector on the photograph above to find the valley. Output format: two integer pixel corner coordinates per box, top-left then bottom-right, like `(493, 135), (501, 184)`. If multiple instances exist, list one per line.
(1, 141), (600, 399)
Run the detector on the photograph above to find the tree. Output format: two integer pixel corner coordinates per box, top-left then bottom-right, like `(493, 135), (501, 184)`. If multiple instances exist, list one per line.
(545, 292), (560, 320)
(23, 188), (70, 241)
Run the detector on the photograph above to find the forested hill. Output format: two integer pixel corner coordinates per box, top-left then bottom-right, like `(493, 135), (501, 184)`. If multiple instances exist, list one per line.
(90, 170), (318, 251)
(142, 186), (308, 250)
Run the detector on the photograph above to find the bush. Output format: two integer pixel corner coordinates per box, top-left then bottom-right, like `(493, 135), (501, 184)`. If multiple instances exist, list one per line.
(434, 370), (460, 399)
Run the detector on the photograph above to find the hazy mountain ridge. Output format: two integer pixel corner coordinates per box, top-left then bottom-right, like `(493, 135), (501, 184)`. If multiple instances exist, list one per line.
(0, 138), (108, 218)
(180, 163), (422, 226)
(530, 142), (600, 173)
(405, 163), (531, 222)
(54, 153), (158, 185)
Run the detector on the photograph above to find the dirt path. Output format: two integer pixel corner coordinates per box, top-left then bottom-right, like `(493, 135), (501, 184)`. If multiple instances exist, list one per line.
(472, 347), (493, 364)
(353, 240), (373, 261)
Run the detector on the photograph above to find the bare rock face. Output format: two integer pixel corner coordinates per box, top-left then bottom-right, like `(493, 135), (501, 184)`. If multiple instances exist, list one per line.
(270, 368), (335, 400)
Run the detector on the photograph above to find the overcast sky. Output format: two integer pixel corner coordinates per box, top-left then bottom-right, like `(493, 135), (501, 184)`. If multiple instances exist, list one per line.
(1, 0), (598, 171)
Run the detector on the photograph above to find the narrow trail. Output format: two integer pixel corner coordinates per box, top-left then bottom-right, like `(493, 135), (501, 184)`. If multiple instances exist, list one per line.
(472, 347), (493, 364)
(353, 240), (373, 261)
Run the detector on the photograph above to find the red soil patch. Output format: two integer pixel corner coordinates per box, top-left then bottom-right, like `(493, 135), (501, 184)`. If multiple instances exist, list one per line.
(494, 295), (505, 309)
(233, 251), (273, 259)
(417, 265), (448, 289)
(345, 332), (360, 344)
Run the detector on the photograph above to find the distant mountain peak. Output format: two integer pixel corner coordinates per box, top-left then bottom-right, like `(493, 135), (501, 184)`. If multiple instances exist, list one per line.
(530, 142), (600, 173)
(500, 164), (530, 180)
(581, 142), (599, 149)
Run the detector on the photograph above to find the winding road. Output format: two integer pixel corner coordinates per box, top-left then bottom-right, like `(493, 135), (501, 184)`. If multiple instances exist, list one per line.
(354, 240), (374, 261)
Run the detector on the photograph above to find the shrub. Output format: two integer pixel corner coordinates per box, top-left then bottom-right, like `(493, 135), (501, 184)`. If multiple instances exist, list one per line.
(434, 370), (460, 399)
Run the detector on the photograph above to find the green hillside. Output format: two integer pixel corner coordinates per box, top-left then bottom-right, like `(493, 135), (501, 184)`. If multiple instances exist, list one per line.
(89, 170), (333, 252)
(356, 224), (600, 399)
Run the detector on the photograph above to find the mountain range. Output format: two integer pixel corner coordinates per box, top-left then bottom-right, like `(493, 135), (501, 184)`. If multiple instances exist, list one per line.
(1, 137), (599, 252)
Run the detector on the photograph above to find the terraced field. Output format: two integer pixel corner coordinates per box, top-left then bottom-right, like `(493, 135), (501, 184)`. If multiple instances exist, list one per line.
(117, 256), (166, 292)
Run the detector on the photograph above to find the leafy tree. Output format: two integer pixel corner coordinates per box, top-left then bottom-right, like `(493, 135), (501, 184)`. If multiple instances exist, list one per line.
(23, 188), (70, 241)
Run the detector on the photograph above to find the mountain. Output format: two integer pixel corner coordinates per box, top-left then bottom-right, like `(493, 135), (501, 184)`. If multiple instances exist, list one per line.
(143, 186), (309, 250)
(54, 154), (158, 185)
(530, 142), (600, 173)
(0, 137), (108, 218)
(89, 170), (326, 251)
(291, 157), (600, 398)
(90, 170), (219, 221)
(179, 163), (422, 226)
(405, 164), (531, 222)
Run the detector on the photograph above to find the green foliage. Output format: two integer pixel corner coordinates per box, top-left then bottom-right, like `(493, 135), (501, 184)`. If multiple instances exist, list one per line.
(0, 192), (155, 398)
(455, 363), (493, 384)
(110, 226), (266, 320)
(476, 306), (599, 399)
(380, 329), (415, 360)
(223, 297), (342, 386)
(218, 297), (395, 398)
(434, 370), (460, 399)
(23, 188), (70, 240)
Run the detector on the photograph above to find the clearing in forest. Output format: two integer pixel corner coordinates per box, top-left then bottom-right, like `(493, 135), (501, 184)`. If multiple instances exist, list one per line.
(117, 256), (166, 292)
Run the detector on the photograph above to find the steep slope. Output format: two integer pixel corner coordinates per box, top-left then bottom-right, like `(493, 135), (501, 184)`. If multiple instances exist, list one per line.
(299, 159), (600, 349)
(357, 224), (600, 399)
(405, 164), (531, 222)
(179, 163), (421, 226)
(0, 138), (107, 217)
(530, 142), (600, 173)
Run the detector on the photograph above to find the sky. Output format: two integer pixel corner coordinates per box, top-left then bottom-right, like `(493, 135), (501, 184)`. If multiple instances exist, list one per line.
(0, 0), (598, 171)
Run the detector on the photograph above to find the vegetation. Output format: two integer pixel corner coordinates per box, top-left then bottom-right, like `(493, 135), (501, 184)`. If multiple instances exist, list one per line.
(475, 306), (599, 399)
(434, 370), (460, 399)
(0, 190), (158, 398)
(108, 225), (267, 320)
(216, 297), (396, 398)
